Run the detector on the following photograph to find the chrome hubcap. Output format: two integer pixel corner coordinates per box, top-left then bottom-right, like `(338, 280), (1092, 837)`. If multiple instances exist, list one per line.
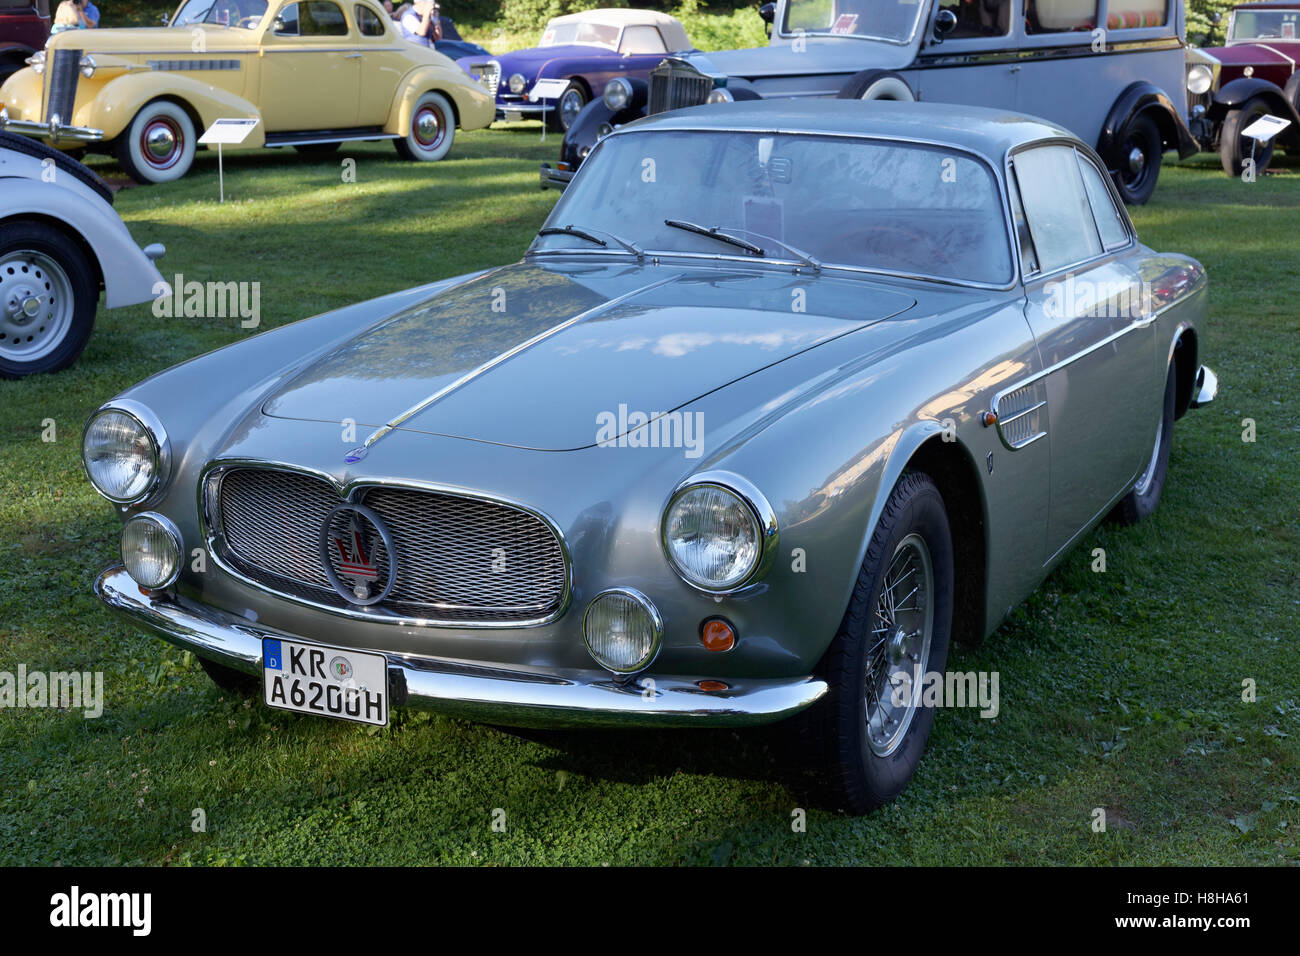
(416, 110), (438, 139)
(0, 251), (75, 363)
(1128, 146), (1145, 174)
(146, 124), (176, 160)
(866, 533), (935, 757)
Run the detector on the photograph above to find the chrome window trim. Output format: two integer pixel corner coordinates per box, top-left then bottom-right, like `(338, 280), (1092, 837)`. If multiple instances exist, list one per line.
(582, 586), (664, 675)
(534, 125), (1021, 291)
(198, 458), (573, 629)
(82, 399), (173, 508)
(660, 470), (779, 594)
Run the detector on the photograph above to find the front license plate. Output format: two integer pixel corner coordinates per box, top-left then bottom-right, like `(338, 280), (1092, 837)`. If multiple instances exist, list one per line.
(262, 638), (389, 726)
(504, 109), (524, 122)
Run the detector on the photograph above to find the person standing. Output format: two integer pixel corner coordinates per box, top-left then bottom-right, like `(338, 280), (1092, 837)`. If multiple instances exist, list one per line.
(399, 0), (441, 46)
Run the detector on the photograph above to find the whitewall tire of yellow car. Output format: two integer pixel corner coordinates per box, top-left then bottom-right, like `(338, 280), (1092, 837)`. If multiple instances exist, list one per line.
(115, 100), (197, 185)
(394, 91), (455, 163)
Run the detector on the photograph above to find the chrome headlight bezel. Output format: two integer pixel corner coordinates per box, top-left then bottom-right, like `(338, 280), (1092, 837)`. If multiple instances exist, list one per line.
(603, 77), (632, 111)
(82, 400), (172, 506)
(508, 72), (527, 94)
(582, 586), (664, 674)
(121, 511), (183, 590)
(26, 50), (45, 74)
(706, 87), (734, 105)
(661, 471), (779, 593)
(1186, 63), (1213, 95)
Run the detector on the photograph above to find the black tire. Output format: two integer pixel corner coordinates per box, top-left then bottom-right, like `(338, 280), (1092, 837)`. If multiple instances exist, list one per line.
(836, 69), (914, 101)
(547, 80), (588, 133)
(1112, 365), (1175, 525)
(0, 222), (97, 379)
(199, 657), (260, 697)
(1111, 112), (1162, 205)
(1284, 73), (1300, 117)
(793, 472), (955, 814)
(294, 142), (341, 157)
(114, 99), (197, 184)
(1220, 95), (1275, 178)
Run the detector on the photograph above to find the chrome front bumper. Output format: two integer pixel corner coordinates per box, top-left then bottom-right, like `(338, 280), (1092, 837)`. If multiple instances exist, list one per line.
(94, 566), (827, 728)
(539, 162), (573, 190)
(0, 109), (103, 142)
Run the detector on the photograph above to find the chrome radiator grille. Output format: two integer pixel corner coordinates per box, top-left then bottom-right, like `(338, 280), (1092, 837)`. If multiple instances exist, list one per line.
(45, 48), (82, 125)
(469, 60), (501, 94)
(211, 467), (568, 624)
(648, 65), (712, 115)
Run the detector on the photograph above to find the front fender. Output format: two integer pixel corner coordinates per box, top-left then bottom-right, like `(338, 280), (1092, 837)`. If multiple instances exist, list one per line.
(0, 178), (164, 308)
(387, 64), (495, 134)
(1212, 77), (1300, 142)
(559, 96), (643, 168)
(0, 67), (43, 121)
(1098, 80), (1198, 162)
(80, 72), (264, 146)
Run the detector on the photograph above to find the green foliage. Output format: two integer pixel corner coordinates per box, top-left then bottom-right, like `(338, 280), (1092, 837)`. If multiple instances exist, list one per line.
(1185, 0), (1239, 47)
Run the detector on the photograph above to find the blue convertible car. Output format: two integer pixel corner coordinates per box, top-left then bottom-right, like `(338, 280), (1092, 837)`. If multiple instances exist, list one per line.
(459, 8), (693, 132)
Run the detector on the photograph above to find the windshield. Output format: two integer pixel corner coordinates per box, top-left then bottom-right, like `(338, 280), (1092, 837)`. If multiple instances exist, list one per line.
(171, 0), (269, 29)
(1229, 9), (1299, 41)
(534, 129), (1012, 285)
(539, 19), (621, 49)
(782, 0), (928, 43)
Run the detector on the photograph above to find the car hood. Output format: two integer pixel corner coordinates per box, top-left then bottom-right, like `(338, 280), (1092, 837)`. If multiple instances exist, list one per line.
(46, 25), (255, 54)
(700, 37), (917, 78)
(261, 260), (916, 450)
(1207, 42), (1300, 66)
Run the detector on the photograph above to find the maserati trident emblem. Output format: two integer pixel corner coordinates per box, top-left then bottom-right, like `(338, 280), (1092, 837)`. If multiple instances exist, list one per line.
(319, 503), (397, 606)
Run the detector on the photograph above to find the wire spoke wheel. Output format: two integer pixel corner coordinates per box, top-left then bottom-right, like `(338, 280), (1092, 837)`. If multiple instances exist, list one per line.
(864, 532), (934, 757)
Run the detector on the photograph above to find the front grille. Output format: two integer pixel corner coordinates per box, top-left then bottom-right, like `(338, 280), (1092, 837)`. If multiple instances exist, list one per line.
(648, 63), (713, 115)
(45, 47), (81, 126)
(469, 60), (501, 95)
(211, 467), (568, 624)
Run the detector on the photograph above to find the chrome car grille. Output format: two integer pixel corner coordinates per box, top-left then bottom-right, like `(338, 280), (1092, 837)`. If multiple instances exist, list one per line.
(44, 47), (82, 125)
(209, 467), (568, 624)
(648, 61), (713, 115)
(469, 60), (501, 95)
(994, 384), (1047, 450)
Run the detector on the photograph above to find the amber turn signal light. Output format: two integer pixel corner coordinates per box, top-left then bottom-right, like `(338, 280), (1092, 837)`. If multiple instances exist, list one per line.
(700, 618), (736, 653)
(697, 680), (730, 692)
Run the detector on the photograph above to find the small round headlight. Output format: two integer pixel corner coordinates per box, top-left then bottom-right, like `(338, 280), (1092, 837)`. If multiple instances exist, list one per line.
(79, 55), (96, 78)
(706, 87), (734, 105)
(1187, 64), (1213, 95)
(663, 482), (762, 591)
(27, 50), (45, 74)
(121, 512), (182, 589)
(583, 588), (663, 674)
(82, 405), (168, 504)
(603, 77), (631, 111)
(508, 73), (527, 94)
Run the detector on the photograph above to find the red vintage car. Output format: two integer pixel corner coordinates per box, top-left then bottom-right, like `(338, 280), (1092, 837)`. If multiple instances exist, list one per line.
(0, 0), (47, 85)
(1186, 1), (1300, 175)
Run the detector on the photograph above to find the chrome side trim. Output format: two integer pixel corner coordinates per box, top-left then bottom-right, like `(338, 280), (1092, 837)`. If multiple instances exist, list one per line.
(359, 273), (680, 451)
(198, 458), (573, 629)
(95, 566), (827, 728)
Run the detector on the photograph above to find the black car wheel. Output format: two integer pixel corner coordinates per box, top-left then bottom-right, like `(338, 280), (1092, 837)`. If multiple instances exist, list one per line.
(1220, 95), (1275, 178)
(1112, 113), (1162, 205)
(0, 222), (98, 379)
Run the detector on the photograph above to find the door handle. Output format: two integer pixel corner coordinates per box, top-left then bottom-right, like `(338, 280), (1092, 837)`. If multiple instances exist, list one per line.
(345, 52), (362, 59)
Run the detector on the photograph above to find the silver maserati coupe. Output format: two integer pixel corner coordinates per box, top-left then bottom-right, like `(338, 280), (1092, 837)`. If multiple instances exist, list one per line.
(86, 100), (1217, 813)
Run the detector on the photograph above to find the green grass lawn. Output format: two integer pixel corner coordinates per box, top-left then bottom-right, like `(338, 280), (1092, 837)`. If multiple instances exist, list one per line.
(0, 132), (1296, 865)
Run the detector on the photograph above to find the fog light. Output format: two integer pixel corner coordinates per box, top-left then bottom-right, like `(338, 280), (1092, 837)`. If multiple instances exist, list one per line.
(583, 588), (663, 674)
(700, 618), (736, 652)
(121, 512), (182, 589)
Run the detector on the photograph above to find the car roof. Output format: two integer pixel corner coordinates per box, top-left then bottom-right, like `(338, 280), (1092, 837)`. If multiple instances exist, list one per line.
(548, 8), (683, 28)
(1231, 1), (1300, 7)
(626, 100), (1075, 163)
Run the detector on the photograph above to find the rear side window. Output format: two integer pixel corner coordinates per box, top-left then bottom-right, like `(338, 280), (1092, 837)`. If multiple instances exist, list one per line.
(283, 0), (348, 36)
(355, 3), (385, 35)
(1025, 0), (1099, 34)
(620, 25), (667, 54)
(1013, 144), (1103, 273)
(938, 0), (1013, 38)
(1076, 155), (1129, 249)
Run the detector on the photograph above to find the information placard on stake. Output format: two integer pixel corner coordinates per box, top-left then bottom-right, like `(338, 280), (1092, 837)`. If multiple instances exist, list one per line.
(198, 118), (260, 202)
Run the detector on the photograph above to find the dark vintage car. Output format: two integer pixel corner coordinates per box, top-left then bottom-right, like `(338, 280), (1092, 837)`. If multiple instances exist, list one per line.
(459, 8), (693, 132)
(89, 101), (1216, 813)
(0, 0), (47, 84)
(1185, 1), (1300, 174)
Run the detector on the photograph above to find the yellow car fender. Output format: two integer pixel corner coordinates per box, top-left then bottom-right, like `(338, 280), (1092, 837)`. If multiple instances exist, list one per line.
(77, 72), (265, 147)
(0, 68), (43, 120)
(386, 64), (494, 137)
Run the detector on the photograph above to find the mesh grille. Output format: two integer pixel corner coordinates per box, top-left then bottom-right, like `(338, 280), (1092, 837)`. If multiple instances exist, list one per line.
(45, 48), (81, 125)
(648, 67), (712, 115)
(214, 468), (567, 623)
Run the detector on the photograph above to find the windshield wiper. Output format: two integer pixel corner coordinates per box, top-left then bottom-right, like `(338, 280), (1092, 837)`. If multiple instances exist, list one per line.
(738, 230), (822, 273)
(664, 219), (764, 256)
(536, 224), (644, 259)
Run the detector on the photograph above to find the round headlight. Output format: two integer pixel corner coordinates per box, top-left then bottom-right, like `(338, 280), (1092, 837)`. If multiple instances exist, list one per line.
(663, 482), (763, 591)
(27, 50), (45, 74)
(706, 87), (734, 105)
(121, 512), (182, 589)
(583, 588), (663, 674)
(82, 405), (168, 504)
(508, 73), (526, 94)
(1187, 64), (1213, 95)
(603, 77), (631, 111)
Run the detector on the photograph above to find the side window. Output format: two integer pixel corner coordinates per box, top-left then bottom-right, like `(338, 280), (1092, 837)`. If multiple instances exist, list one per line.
(619, 24), (667, 54)
(1107, 0), (1167, 29)
(1076, 154), (1129, 250)
(939, 0), (1012, 38)
(355, 3), (385, 35)
(274, 2), (300, 35)
(1013, 145), (1103, 273)
(300, 0), (348, 35)
(1008, 169), (1040, 276)
(1024, 0), (1098, 34)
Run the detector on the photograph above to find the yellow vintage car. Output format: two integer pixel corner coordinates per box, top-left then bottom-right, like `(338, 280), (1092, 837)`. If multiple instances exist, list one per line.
(0, 0), (494, 183)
